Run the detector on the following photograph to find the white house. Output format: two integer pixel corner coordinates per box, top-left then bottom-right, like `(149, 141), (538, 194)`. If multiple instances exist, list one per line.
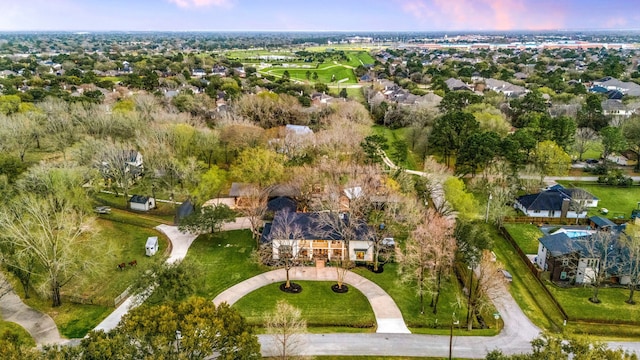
(514, 186), (598, 219)
(262, 212), (374, 262)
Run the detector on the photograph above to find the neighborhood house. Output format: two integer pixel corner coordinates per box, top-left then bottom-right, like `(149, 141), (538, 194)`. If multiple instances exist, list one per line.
(535, 216), (629, 284)
(514, 185), (598, 219)
(261, 211), (374, 263)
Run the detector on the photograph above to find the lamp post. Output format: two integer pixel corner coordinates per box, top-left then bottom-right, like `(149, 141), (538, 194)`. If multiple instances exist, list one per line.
(449, 312), (459, 360)
(485, 193), (492, 223)
(493, 312), (500, 330)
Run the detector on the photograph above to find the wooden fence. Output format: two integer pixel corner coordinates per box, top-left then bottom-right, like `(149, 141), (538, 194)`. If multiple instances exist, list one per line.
(114, 287), (131, 307)
(503, 216), (589, 225)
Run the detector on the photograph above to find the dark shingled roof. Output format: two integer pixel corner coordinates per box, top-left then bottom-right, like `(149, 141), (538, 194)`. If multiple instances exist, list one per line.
(517, 187), (597, 212)
(176, 199), (195, 220)
(539, 233), (583, 257)
(589, 216), (616, 229)
(267, 196), (297, 213)
(517, 190), (567, 211)
(129, 195), (151, 204)
(260, 212), (370, 244)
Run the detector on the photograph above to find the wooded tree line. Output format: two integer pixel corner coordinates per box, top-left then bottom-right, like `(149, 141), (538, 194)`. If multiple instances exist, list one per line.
(0, 91), (373, 308)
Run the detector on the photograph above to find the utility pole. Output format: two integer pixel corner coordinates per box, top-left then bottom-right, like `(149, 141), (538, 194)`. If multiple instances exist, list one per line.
(485, 193), (492, 223)
(449, 320), (453, 360)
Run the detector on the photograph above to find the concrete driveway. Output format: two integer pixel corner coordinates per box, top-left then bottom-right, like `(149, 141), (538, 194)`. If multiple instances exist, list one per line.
(214, 267), (410, 334)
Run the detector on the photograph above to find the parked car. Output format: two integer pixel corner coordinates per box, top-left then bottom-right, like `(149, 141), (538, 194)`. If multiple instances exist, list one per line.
(94, 206), (111, 214)
(585, 158), (599, 164)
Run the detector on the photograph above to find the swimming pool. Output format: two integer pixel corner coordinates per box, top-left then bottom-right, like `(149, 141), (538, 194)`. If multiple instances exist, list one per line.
(562, 230), (594, 238)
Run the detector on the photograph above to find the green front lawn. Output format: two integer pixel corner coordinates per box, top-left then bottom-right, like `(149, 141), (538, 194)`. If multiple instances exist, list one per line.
(233, 281), (375, 330)
(503, 224), (543, 254)
(353, 264), (472, 333)
(547, 285), (640, 323)
(183, 230), (267, 299)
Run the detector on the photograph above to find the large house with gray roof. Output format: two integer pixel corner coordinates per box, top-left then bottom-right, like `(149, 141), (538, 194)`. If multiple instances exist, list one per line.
(514, 185), (598, 219)
(593, 77), (640, 97)
(535, 217), (628, 284)
(261, 211), (374, 263)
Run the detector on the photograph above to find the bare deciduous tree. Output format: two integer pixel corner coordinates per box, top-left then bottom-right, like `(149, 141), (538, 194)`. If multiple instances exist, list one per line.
(399, 210), (456, 315)
(569, 188), (593, 224)
(466, 250), (505, 330)
(96, 142), (140, 204)
(623, 224), (640, 304)
(573, 127), (599, 162)
(237, 185), (269, 244)
(266, 210), (306, 290)
(264, 300), (307, 360)
(0, 195), (101, 307)
(578, 230), (620, 303)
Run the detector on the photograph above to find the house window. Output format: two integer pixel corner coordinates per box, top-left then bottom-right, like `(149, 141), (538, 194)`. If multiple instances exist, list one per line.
(355, 249), (367, 260)
(562, 258), (569, 267)
(560, 271), (567, 280)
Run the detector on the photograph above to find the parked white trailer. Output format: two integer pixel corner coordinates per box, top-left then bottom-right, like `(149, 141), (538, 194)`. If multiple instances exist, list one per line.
(145, 236), (159, 256)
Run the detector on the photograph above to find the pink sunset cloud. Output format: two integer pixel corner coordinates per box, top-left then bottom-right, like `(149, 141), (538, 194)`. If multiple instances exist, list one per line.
(397, 0), (566, 31)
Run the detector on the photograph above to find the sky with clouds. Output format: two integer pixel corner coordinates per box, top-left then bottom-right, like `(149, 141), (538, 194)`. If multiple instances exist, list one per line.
(1, 0), (639, 32)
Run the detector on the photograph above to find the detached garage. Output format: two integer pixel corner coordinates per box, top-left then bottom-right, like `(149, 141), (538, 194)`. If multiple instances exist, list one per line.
(129, 195), (156, 211)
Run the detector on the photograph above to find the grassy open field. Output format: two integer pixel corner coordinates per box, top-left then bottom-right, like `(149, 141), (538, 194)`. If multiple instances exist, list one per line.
(557, 182), (640, 219)
(223, 50), (296, 59)
(0, 320), (35, 347)
(16, 218), (168, 338)
(255, 50), (373, 84)
(503, 224), (543, 254)
(371, 125), (421, 170)
(233, 281), (376, 330)
(264, 65), (357, 84)
(547, 284), (640, 338)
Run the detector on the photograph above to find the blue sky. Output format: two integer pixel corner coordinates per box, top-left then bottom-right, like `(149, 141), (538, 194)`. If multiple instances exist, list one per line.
(1, 0), (639, 32)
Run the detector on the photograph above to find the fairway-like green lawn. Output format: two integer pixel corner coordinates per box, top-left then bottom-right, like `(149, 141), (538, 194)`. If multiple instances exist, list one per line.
(184, 230), (267, 299)
(345, 51), (375, 67)
(557, 182), (640, 219)
(503, 224), (543, 254)
(19, 219), (168, 338)
(233, 281), (375, 329)
(265, 66), (356, 84)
